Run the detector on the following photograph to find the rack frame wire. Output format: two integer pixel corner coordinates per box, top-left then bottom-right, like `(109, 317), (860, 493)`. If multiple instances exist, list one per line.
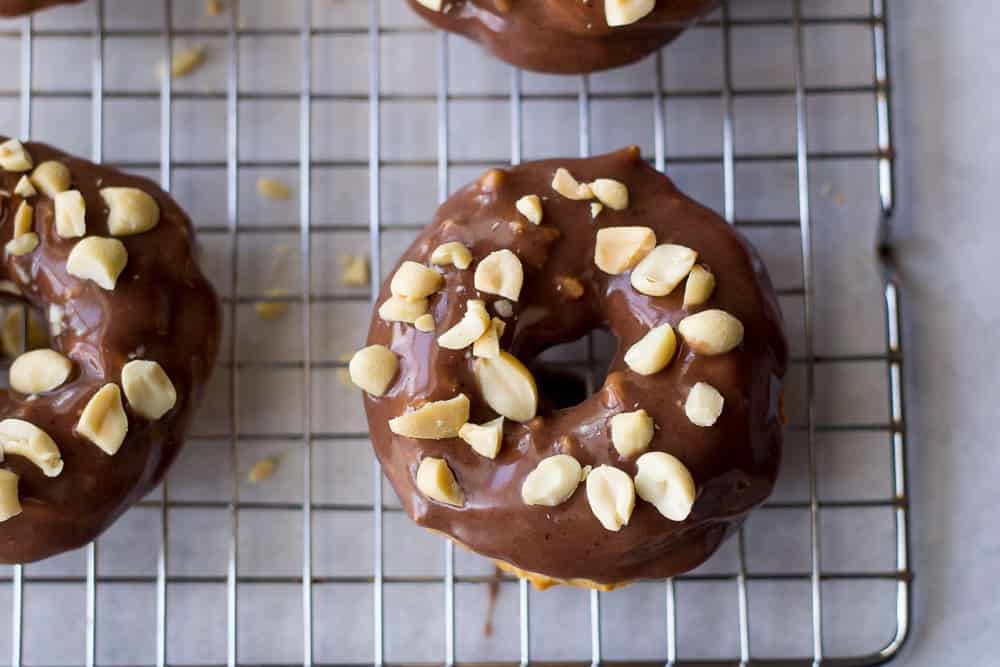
(3, 0), (911, 665)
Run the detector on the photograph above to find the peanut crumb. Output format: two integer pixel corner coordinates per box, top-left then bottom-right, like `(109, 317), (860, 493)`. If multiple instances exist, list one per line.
(340, 254), (370, 287)
(256, 177), (292, 201)
(254, 288), (290, 321)
(248, 456), (278, 483)
(161, 45), (207, 79)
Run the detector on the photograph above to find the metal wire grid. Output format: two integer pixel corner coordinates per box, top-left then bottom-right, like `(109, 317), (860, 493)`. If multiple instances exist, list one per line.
(0, 0), (911, 664)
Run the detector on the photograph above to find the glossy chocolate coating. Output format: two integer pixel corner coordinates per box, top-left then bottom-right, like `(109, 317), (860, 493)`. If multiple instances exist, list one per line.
(0, 0), (80, 16)
(0, 139), (220, 563)
(407, 0), (719, 74)
(364, 147), (787, 586)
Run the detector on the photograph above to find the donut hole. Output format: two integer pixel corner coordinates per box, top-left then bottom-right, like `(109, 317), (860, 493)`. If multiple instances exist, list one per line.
(531, 329), (615, 411)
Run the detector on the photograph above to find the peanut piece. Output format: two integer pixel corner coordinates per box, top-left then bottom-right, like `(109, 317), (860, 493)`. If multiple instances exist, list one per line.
(30, 161), (70, 198)
(610, 409), (654, 459)
(378, 295), (428, 324)
(683, 264), (716, 308)
(0, 418), (63, 477)
(678, 309), (745, 355)
(430, 241), (472, 270)
(248, 456), (278, 483)
(438, 299), (490, 350)
(472, 317), (505, 359)
(389, 394), (470, 440)
(5, 233), (38, 257)
(0, 469), (20, 522)
(414, 313), (435, 332)
(66, 237), (128, 290)
(551, 168), (593, 200)
(416, 457), (464, 506)
(605, 0), (656, 27)
(253, 288), (290, 321)
(586, 465), (635, 531)
(205, 0), (224, 16)
(458, 416), (504, 459)
(521, 454), (584, 506)
(77, 384), (129, 455)
(100, 187), (160, 236)
(634, 451), (696, 521)
(390, 261), (443, 301)
(55, 190), (87, 238)
(167, 45), (207, 79)
(473, 351), (537, 423)
(256, 176), (291, 200)
(685, 382), (724, 427)
(589, 179), (628, 210)
(594, 226), (656, 275)
(515, 194), (543, 225)
(13, 175), (35, 198)
(0, 139), (32, 172)
(474, 249), (524, 301)
(12, 201), (32, 237)
(121, 359), (178, 420)
(340, 254), (370, 287)
(9, 349), (72, 394)
(348, 344), (399, 397)
(630, 243), (698, 296)
(590, 202), (604, 219)
(624, 323), (677, 375)
(414, 0), (443, 10)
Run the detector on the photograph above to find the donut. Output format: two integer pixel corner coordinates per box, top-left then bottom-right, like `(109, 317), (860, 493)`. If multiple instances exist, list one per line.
(0, 0), (81, 16)
(0, 137), (220, 563)
(353, 147), (787, 589)
(407, 0), (720, 74)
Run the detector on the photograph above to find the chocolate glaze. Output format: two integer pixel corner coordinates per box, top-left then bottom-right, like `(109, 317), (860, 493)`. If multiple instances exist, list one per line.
(0, 138), (220, 563)
(364, 147), (787, 586)
(0, 0), (80, 16)
(407, 0), (720, 74)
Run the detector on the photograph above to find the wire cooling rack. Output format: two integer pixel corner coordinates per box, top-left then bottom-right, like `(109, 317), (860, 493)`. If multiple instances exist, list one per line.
(0, 0), (910, 665)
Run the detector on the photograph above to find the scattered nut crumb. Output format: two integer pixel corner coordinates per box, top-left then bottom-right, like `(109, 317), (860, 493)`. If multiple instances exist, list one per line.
(340, 254), (370, 287)
(161, 45), (207, 79)
(206, 0), (224, 16)
(256, 177), (292, 201)
(248, 456), (278, 483)
(254, 288), (290, 321)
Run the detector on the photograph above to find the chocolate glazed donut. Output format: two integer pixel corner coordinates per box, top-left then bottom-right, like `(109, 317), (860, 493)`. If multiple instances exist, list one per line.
(0, 0), (81, 17)
(407, 0), (720, 74)
(357, 147), (787, 589)
(0, 138), (220, 563)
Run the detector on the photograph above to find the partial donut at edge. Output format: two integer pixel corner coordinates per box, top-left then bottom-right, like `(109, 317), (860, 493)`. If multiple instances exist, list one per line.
(0, 138), (221, 563)
(406, 0), (721, 75)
